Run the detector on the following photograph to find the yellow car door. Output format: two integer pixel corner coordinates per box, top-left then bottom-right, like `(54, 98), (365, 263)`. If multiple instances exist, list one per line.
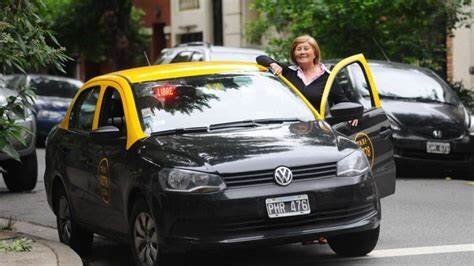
(321, 54), (396, 198)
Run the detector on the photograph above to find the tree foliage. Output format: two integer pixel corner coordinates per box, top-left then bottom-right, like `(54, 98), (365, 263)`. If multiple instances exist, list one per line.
(247, 0), (472, 78)
(0, 0), (69, 160)
(40, 0), (150, 70)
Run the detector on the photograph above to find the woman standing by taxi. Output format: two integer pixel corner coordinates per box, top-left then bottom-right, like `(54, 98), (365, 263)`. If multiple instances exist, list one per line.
(257, 35), (356, 127)
(258, 35), (357, 246)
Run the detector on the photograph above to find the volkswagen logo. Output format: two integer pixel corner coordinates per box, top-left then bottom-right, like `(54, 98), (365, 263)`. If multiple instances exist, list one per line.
(274, 166), (293, 186)
(433, 130), (442, 139)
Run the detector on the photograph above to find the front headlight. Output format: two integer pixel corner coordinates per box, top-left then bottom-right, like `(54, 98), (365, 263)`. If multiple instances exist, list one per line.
(159, 168), (226, 193)
(337, 150), (370, 177)
(386, 114), (401, 132)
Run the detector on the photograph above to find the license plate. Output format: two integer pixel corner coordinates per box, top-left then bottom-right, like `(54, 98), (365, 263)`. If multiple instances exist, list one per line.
(426, 142), (450, 154)
(265, 194), (311, 218)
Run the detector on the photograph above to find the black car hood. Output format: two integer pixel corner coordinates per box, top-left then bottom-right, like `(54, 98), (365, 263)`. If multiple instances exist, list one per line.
(382, 99), (467, 138)
(140, 121), (356, 174)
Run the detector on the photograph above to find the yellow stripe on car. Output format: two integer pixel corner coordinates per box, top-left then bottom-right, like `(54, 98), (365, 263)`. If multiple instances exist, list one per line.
(320, 54), (381, 118)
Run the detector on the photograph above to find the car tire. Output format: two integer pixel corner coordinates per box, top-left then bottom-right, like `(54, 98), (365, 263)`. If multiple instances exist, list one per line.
(55, 186), (93, 256)
(130, 199), (160, 266)
(328, 226), (380, 257)
(2, 151), (38, 192)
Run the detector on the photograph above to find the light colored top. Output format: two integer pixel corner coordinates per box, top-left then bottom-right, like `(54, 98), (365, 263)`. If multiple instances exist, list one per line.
(289, 63), (331, 86)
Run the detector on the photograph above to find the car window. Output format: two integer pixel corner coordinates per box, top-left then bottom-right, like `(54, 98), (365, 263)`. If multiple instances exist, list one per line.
(98, 87), (127, 137)
(4, 75), (27, 89)
(132, 72), (315, 134)
(210, 52), (263, 62)
(69, 87), (100, 131)
(171, 51), (193, 63)
(191, 52), (204, 62)
(357, 65), (460, 105)
(30, 76), (81, 98)
(155, 49), (175, 64)
(345, 63), (375, 110)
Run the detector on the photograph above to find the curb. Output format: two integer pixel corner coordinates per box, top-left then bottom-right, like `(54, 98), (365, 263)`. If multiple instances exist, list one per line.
(0, 218), (82, 266)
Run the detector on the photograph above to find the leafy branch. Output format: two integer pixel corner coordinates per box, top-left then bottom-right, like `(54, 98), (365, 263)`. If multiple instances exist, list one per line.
(0, 0), (69, 161)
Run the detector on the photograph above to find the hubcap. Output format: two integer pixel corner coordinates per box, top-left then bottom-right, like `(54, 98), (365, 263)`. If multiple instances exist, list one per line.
(58, 196), (72, 243)
(134, 212), (158, 265)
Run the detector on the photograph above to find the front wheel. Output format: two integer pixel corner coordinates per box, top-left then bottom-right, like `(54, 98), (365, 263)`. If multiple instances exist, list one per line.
(130, 199), (160, 266)
(55, 187), (93, 255)
(328, 226), (380, 257)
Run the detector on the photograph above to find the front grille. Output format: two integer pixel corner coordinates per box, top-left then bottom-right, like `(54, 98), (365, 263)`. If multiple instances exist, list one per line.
(396, 148), (470, 162)
(221, 162), (337, 187)
(409, 127), (464, 139)
(214, 203), (375, 234)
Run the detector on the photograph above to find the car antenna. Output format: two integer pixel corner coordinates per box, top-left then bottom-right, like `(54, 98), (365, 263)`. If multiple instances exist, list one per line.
(143, 51), (151, 66)
(372, 37), (391, 63)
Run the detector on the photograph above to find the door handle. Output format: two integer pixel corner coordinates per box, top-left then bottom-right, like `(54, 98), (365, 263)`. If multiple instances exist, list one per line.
(379, 126), (392, 139)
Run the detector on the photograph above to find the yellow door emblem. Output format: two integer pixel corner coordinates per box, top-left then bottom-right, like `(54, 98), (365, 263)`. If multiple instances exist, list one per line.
(97, 158), (111, 204)
(354, 132), (375, 167)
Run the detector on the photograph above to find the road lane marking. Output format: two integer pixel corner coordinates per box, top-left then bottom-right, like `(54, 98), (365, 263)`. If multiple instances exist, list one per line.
(369, 244), (474, 258)
(314, 244), (474, 264)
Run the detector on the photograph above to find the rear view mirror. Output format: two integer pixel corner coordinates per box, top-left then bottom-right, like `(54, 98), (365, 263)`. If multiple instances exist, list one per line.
(91, 125), (120, 140)
(326, 102), (364, 124)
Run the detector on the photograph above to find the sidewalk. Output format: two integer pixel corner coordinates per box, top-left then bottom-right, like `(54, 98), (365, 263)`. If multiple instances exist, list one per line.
(0, 218), (82, 266)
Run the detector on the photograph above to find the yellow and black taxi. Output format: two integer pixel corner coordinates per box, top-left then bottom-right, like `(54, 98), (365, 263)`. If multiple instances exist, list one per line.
(44, 54), (395, 265)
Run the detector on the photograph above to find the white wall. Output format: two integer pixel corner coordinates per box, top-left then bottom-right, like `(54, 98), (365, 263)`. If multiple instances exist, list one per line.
(452, 2), (473, 90)
(170, 0), (213, 45)
(222, 0), (241, 47)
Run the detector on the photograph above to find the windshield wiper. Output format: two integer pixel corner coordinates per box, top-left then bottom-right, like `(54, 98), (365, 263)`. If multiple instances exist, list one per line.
(209, 120), (258, 130)
(381, 94), (452, 105)
(253, 118), (303, 124)
(411, 97), (452, 105)
(209, 118), (302, 130)
(153, 118), (305, 135)
(152, 126), (208, 136)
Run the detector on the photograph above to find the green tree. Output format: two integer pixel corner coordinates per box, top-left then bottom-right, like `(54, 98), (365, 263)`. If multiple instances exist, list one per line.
(0, 0), (69, 160)
(247, 0), (471, 78)
(40, 0), (150, 71)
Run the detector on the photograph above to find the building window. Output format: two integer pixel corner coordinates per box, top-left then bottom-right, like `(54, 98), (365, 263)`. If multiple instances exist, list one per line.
(179, 0), (199, 11)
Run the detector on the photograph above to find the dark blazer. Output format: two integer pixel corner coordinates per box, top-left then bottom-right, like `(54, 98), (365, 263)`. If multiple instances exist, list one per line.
(256, 55), (349, 110)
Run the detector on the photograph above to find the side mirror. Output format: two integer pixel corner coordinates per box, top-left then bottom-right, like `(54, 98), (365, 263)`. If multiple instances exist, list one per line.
(91, 125), (121, 140)
(326, 102), (364, 124)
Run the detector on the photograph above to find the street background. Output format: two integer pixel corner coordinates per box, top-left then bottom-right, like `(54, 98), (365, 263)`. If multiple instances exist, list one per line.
(1, 149), (473, 265)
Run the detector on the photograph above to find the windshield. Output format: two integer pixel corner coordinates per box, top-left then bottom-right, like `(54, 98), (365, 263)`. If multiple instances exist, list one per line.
(6, 75), (82, 98)
(210, 52), (263, 62)
(132, 73), (315, 134)
(356, 65), (460, 104)
(30, 76), (82, 98)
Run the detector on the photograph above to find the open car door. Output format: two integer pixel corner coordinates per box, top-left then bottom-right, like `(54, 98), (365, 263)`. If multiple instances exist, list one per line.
(321, 54), (396, 198)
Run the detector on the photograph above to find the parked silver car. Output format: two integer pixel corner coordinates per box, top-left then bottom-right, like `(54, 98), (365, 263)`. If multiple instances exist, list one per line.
(155, 42), (266, 64)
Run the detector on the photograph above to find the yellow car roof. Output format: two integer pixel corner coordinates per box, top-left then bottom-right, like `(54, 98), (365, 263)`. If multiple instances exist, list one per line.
(88, 61), (267, 84)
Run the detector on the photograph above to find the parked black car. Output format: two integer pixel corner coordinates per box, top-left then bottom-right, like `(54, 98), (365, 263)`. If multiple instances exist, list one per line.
(5, 74), (83, 145)
(0, 79), (38, 192)
(326, 60), (474, 177)
(44, 57), (395, 264)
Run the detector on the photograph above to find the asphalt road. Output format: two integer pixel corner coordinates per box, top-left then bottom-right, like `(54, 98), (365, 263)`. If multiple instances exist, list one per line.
(1, 148), (473, 265)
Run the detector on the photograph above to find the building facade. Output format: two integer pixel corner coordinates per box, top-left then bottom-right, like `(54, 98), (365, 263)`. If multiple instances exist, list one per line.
(450, 1), (473, 90)
(132, 0), (171, 62)
(169, 0), (256, 47)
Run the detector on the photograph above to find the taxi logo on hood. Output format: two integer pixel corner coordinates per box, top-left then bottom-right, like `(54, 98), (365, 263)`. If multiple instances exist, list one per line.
(354, 132), (374, 168)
